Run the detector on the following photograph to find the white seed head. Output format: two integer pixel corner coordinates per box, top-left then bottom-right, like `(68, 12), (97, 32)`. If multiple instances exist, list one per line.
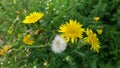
(51, 35), (67, 53)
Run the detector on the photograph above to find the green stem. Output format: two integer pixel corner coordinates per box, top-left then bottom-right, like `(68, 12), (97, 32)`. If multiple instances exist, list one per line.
(26, 45), (49, 48)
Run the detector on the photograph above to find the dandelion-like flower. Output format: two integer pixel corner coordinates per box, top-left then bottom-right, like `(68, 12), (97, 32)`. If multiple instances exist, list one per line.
(0, 45), (11, 55)
(51, 35), (67, 53)
(94, 17), (100, 21)
(84, 29), (101, 52)
(97, 29), (103, 35)
(58, 19), (85, 43)
(23, 34), (34, 45)
(23, 12), (44, 24)
(7, 26), (13, 35)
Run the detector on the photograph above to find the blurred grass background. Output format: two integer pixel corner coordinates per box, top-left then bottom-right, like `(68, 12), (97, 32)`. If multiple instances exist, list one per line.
(0, 0), (120, 68)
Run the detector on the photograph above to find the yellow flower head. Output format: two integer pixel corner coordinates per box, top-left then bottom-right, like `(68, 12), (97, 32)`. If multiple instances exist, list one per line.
(7, 30), (13, 35)
(7, 26), (13, 35)
(94, 17), (100, 21)
(13, 0), (16, 4)
(23, 12), (44, 24)
(18, 33), (21, 38)
(58, 19), (85, 43)
(23, 34), (34, 45)
(84, 29), (101, 52)
(97, 29), (103, 35)
(0, 45), (11, 55)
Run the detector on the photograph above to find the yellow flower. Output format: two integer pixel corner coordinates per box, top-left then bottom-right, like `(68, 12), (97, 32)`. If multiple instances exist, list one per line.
(0, 45), (11, 55)
(97, 29), (103, 35)
(23, 34), (34, 45)
(84, 29), (101, 52)
(7, 26), (13, 35)
(7, 30), (13, 35)
(18, 33), (21, 38)
(94, 17), (100, 21)
(58, 19), (85, 43)
(23, 12), (44, 24)
(13, 0), (16, 4)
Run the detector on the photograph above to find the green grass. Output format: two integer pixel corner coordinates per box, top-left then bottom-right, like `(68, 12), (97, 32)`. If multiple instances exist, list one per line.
(0, 0), (120, 68)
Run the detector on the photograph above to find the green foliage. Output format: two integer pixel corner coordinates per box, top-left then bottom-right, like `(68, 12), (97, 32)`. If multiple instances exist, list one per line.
(0, 0), (120, 68)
